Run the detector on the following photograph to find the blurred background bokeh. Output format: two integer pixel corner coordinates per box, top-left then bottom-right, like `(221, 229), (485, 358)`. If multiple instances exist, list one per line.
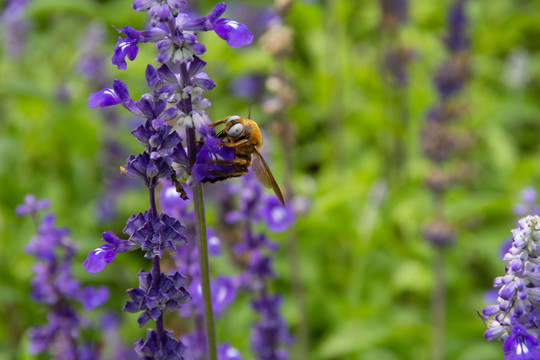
(1, 0), (539, 359)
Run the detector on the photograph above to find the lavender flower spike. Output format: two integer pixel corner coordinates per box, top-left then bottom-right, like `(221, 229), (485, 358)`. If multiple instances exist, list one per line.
(17, 196), (109, 358)
(85, 0), (256, 358)
(481, 215), (540, 359)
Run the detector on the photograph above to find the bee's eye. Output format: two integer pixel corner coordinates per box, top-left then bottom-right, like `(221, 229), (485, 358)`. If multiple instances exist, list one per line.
(228, 123), (244, 138)
(226, 115), (241, 123)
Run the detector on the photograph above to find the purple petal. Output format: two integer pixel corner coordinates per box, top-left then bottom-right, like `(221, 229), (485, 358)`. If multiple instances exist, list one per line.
(214, 18), (253, 48)
(82, 245), (117, 274)
(78, 286), (109, 310)
(88, 88), (121, 108)
(132, 0), (153, 11)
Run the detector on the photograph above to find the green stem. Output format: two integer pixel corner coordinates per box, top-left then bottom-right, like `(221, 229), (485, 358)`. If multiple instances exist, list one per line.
(192, 181), (218, 360)
(180, 56), (218, 360)
(431, 246), (446, 360)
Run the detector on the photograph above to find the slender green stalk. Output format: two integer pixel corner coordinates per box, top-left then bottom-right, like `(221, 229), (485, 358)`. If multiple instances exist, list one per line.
(431, 246), (446, 360)
(192, 181), (218, 360)
(180, 57), (217, 360)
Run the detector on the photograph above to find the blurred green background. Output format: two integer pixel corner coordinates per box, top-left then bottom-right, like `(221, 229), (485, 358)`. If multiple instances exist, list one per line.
(1, 0), (539, 359)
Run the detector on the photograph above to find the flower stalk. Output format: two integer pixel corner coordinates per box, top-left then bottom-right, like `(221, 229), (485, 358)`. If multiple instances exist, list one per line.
(192, 182), (218, 360)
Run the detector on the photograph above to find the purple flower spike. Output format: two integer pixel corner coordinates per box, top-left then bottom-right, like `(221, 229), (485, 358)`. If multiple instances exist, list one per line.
(15, 194), (50, 216)
(214, 18), (254, 48)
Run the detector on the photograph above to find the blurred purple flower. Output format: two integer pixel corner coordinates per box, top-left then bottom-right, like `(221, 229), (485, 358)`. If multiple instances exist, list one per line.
(513, 187), (540, 217)
(262, 195), (294, 233)
(1, 0), (31, 56)
(230, 74), (265, 99)
(15, 194), (50, 216)
(19, 200), (108, 357)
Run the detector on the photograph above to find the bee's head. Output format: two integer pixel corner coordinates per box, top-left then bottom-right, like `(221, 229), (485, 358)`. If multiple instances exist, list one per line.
(225, 115), (244, 138)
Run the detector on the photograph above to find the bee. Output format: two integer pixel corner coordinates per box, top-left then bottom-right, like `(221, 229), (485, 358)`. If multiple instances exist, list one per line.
(205, 115), (285, 207)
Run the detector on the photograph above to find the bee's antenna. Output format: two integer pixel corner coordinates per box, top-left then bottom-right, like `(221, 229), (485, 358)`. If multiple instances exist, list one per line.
(248, 103), (252, 119)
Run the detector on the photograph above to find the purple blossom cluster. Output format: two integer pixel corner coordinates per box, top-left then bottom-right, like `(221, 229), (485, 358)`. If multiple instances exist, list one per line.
(159, 181), (243, 359)
(226, 171), (293, 359)
(83, 0), (254, 358)
(379, 0), (414, 87)
(16, 195), (109, 359)
(379, 0), (408, 30)
(432, 0), (469, 102)
(481, 216), (540, 360)
(1, 0), (31, 56)
(421, 0), (470, 248)
(513, 187), (540, 218)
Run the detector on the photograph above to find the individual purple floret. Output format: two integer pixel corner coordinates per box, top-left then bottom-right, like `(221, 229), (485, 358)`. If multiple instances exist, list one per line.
(513, 187), (540, 217)
(502, 324), (540, 360)
(261, 195), (295, 233)
(15, 193), (50, 217)
(17, 196), (108, 359)
(481, 216), (540, 359)
(181, 2), (253, 47)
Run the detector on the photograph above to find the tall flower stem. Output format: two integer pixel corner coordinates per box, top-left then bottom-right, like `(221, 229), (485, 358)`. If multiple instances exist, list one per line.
(431, 246), (445, 360)
(181, 50), (218, 358)
(192, 182), (218, 360)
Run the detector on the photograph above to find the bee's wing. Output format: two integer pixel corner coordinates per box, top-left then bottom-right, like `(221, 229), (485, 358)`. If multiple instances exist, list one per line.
(252, 147), (285, 207)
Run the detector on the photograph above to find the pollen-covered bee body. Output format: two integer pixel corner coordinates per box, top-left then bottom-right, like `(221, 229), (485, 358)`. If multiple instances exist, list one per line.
(206, 115), (285, 207)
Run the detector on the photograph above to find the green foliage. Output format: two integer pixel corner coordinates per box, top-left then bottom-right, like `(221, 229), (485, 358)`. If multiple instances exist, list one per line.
(1, 0), (540, 359)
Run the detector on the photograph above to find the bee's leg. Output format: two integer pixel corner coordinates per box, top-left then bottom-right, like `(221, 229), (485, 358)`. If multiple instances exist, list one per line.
(217, 139), (249, 148)
(208, 169), (247, 177)
(209, 119), (228, 128)
(210, 158), (249, 166)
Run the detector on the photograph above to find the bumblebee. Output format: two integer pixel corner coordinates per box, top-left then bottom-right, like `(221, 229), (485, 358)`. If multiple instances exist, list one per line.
(206, 115), (285, 207)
